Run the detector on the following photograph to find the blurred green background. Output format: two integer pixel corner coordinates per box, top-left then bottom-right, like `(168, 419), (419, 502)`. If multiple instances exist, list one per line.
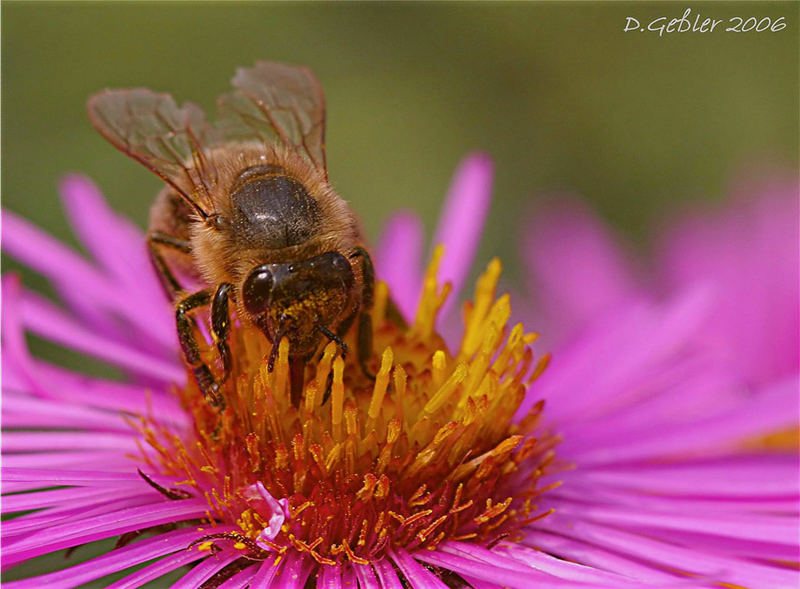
(1, 3), (797, 584)
(3, 2), (797, 278)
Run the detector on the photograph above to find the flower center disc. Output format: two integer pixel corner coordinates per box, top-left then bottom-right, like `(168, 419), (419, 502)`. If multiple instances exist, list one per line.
(137, 248), (557, 566)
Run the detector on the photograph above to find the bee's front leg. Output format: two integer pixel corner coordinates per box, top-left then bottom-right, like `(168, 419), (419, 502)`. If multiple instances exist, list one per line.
(176, 282), (234, 406)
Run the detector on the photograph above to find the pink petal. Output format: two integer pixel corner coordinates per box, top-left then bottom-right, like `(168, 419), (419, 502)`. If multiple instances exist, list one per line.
(521, 196), (641, 344)
(107, 549), (206, 589)
(3, 498), (209, 565)
(167, 549), (240, 588)
(375, 211), (424, 321)
(2, 527), (208, 588)
(431, 152), (494, 320)
(389, 548), (449, 588)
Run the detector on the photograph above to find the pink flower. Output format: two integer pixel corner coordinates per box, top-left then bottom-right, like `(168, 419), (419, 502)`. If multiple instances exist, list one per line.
(2, 158), (798, 588)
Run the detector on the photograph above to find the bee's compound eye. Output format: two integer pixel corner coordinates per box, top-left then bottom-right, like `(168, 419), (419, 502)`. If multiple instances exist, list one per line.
(243, 265), (274, 315)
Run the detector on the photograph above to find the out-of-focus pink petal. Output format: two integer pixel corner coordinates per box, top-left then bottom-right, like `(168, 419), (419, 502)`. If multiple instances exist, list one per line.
(533, 521), (799, 589)
(519, 287), (713, 422)
(658, 178), (799, 386)
(521, 196), (642, 344)
(59, 175), (167, 312)
(375, 211), (424, 321)
(432, 152), (494, 320)
(20, 288), (184, 384)
(528, 531), (684, 584)
(563, 375), (799, 465)
(2, 431), (137, 453)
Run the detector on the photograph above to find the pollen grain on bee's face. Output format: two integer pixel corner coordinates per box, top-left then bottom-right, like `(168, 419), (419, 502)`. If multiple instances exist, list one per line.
(134, 246), (557, 566)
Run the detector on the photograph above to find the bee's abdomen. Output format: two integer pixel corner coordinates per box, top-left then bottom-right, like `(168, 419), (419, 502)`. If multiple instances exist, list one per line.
(230, 166), (322, 250)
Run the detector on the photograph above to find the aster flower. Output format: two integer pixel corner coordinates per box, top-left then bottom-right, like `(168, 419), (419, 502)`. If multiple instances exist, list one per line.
(2, 157), (799, 588)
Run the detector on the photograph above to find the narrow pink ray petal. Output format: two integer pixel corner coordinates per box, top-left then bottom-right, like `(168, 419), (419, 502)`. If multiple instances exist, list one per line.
(2, 394), (133, 432)
(2, 527), (209, 588)
(388, 548), (449, 588)
(2, 209), (176, 349)
(414, 549), (558, 588)
(450, 542), (641, 586)
(2, 494), (176, 541)
(353, 562), (380, 588)
(3, 498), (209, 562)
(551, 520), (800, 589)
(107, 549), (207, 589)
(517, 288), (712, 421)
(554, 365), (743, 452)
(551, 482), (799, 513)
(1, 451), (139, 471)
(35, 362), (186, 423)
(459, 577), (505, 589)
(634, 528), (800, 562)
(277, 551), (314, 589)
(375, 211), (425, 321)
(2, 485), (148, 513)
(569, 376), (799, 465)
(562, 456), (800, 497)
(1, 275), (55, 399)
(431, 152), (493, 321)
(317, 562), (342, 588)
(530, 530), (686, 584)
(20, 288), (184, 383)
(341, 566), (357, 588)
(548, 503), (798, 545)
(167, 549), (240, 588)
(373, 555), (405, 589)
(59, 175), (171, 321)
(249, 555), (284, 586)
(1, 210), (121, 304)
(1, 468), (172, 486)
(216, 563), (259, 589)
(2, 431), (138, 453)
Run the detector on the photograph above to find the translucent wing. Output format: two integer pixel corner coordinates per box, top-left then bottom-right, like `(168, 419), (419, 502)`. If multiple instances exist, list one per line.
(87, 89), (217, 218)
(216, 61), (327, 178)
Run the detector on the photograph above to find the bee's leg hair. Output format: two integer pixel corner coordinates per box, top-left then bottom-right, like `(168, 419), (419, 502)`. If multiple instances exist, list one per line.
(350, 246), (376, 381)
(176, 289), (223, 407)
(316, 324), (348, 358)
(147, 231), (192, 300)
(211, 282), (234, 390)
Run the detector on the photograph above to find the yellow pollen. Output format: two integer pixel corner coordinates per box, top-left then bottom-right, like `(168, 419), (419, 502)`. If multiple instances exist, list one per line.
(137, 250), (559, 566)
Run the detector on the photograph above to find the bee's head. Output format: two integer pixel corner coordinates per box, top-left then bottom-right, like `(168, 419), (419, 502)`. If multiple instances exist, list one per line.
(241, 251), (356, 357)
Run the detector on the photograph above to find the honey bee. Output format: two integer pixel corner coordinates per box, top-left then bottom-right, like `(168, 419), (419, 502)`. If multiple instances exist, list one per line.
(88, 61), (376, 405)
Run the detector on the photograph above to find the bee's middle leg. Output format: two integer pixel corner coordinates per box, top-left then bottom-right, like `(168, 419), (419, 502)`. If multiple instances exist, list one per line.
(350, 246), (376, 380)
(147, 231), (192, 300)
